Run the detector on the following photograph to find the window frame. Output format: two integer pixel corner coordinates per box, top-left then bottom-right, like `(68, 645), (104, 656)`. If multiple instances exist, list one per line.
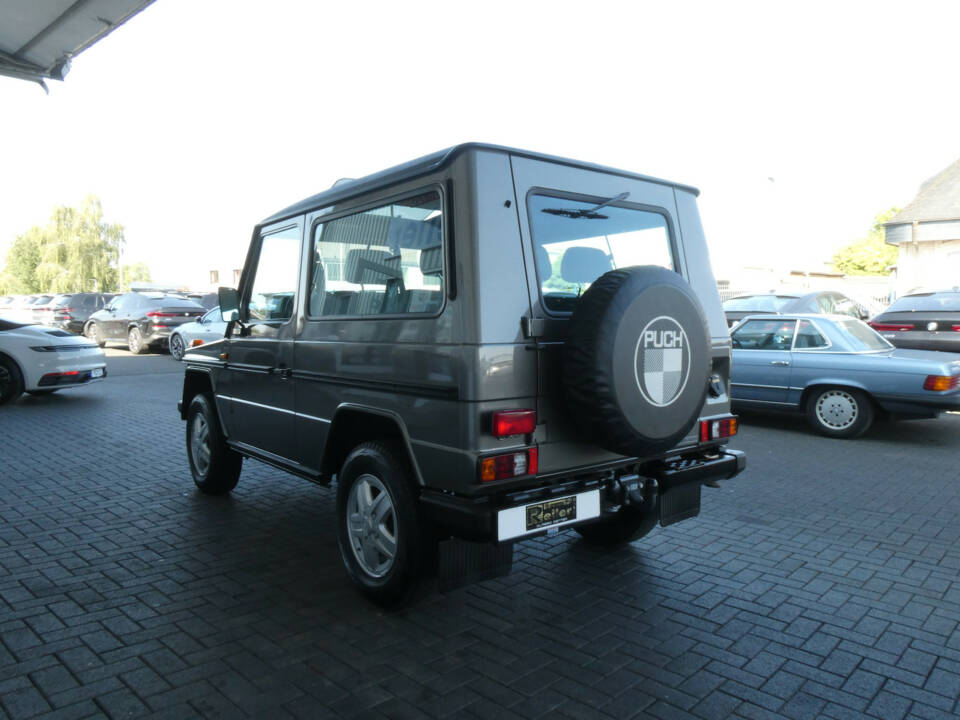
(304, 184), (447, 321)
(524, 188), (679, 317)
(732, 318), (799, 352)
(241, 221), (303, 326)
(791, 318), (833, 351)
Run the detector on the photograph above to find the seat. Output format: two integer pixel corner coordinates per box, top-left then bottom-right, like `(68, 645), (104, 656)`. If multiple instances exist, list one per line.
(560, 246), (612, 284)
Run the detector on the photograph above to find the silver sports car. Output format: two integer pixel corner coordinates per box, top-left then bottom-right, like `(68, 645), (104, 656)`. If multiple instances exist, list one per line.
(730, 314), (960, 437)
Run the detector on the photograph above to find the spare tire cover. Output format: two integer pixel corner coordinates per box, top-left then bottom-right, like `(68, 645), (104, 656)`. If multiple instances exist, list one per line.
(563, 265), (711, 456)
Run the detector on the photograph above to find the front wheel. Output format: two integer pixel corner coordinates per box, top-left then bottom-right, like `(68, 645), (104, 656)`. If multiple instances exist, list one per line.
(806, 387), (874, 438)
(0, 356), (24, 406)
(186, 393), (242, 494)
(575, 506), (658, 546)
(128, 326), (146, 354)
(169, 333), (186, 361)
(86, 322), (106, 348)
(337, 441), (428, 607)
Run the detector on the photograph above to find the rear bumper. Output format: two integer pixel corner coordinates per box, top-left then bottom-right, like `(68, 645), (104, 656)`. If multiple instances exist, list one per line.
(420, 448), (746, 542)
(885, 332), (960, 352)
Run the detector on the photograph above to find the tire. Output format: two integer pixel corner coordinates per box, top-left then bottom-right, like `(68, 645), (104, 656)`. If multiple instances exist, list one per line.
(87, 322), (106, 348)
(128, 326), (146, 354)
(26, 389), (58, 396)
(563, 266), (711, 456)
(575, 506), (658, 546)
(336, 441), (428, 607)
(806, 387), (874, 438)
(170, 333), (185, 361)
(186, 393), (242, 494)
(0, 355), (24, 406)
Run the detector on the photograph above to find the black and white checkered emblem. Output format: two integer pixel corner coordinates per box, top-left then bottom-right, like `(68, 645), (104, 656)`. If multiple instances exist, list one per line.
(634, 316), (691, 407)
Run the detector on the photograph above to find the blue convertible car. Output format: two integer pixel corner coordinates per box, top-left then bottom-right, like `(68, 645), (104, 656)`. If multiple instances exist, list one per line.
(730, 314), (960, 437)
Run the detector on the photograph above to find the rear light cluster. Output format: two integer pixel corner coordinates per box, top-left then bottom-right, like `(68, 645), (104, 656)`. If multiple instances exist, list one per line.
(868, 322), (915, 332)
(700, 416), (738, 442)
(480, 448), (538, 482)
(923, 374), (960, 391)
(38, 370), (79, 386)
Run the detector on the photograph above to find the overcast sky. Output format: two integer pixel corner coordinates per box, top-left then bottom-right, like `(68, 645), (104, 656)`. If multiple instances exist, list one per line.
(2, 0), (959, 284)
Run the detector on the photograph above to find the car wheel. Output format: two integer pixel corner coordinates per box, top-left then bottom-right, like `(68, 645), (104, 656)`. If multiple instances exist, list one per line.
(186, 393), (242, 494)
(575, 506), (658, 546)
(0, 355), (24, 406)
(170, 334), (185, 361)
(807, 387), (874, 438)
(337, 441), (428, 607)
(87, 322), (106, 348)
(128, 326), (146, 354)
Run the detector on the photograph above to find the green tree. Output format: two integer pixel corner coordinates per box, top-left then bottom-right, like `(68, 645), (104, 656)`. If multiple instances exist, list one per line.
(120, 262), (151, 290)
(831, 207), (900, 275)
(0, 195), (128, 293)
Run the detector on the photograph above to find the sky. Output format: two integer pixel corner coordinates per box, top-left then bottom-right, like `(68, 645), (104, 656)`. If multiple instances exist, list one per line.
(2, 0), (960, 285)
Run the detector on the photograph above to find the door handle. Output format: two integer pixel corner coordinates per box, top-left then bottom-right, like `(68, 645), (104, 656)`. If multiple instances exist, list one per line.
(770, 360), (790, 366)
(277, 364), (293, 380)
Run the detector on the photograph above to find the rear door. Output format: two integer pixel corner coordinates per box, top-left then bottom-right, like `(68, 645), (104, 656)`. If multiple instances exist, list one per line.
(509, 157), (692, 472)
(730, 318), (796, 405)
(222, 220), (303, 462)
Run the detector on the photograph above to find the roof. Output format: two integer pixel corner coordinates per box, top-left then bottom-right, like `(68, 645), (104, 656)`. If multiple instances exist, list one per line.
(260, 143), (700, 226)
(886, 157), (960, 226)
(0, 0), (155, 89)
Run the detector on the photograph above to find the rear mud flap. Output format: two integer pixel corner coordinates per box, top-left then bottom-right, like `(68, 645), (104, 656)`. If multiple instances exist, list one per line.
(437, 538), (514, 592)
(659, 484), (701, 526)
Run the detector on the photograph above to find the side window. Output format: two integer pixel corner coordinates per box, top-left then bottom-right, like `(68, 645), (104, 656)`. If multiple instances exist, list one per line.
(308, 191), (443, 317)
(794, 319), (829, 349)
(732, 319), (796, 351)
(832, 295), (857, 317)
(247, 226), (301, 322)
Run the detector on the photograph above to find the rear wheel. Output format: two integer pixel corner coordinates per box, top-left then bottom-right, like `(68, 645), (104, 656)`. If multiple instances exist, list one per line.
(128, 326), (146, 354)
(186, 393), (242, 494)
(807, 387), (874, 438)
(0, 356), (24, 406)
(575, 506), (658, 546)
(170, 333), (186, 361)
(86, 322), (106, 348)
(336, 441), (429, 607)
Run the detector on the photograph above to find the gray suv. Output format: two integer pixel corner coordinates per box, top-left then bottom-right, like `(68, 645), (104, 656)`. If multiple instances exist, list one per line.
(179, 144), (745, 605)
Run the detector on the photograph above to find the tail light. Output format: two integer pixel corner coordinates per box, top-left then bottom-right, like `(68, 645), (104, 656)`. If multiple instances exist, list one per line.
(146, 311), (177, 318)
(923, 375), (960, 391)
(700, 416), (738, 442)
(868, 322), (914, 332)
(951, 325), (960, 332)
(491, 409), (536, 438)
(479, 447), (538, 482)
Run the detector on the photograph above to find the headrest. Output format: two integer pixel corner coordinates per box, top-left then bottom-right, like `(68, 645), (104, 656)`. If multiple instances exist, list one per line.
(535, 245), (552, 282)
(560, 246), (612, 284)
(344, 249), (400, 284)
(420, 246), (443, 276)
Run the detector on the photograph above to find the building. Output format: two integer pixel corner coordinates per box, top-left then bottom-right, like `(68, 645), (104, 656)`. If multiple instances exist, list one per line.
(884, 158), (960, 295)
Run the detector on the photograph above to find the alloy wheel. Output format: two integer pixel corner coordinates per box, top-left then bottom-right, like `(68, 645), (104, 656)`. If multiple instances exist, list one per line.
(190, 413), (211, 476)
(815, 389), (858, 430)
(346, 474), (397, 578)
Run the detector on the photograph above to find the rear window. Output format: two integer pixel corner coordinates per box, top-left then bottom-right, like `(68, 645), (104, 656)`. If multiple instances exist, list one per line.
(723, 295), (796, 312)
(527, 194), (674, 313)
(836, 319), (891, 351)
(886, 293), (960, 312)
(149, 295), (203, 308)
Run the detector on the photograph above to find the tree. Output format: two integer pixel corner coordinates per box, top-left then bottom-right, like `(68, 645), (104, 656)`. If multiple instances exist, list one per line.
(0, 195), (129, 293)
(121, 262), (151, 290)
(831, 207), (900, 276)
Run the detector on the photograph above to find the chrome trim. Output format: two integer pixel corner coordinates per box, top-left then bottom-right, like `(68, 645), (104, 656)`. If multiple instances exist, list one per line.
(732, 398), (795, 406)
(731, 382), (789, 390)
(216, 394), (331, 423)
(791, 318), (833, 351)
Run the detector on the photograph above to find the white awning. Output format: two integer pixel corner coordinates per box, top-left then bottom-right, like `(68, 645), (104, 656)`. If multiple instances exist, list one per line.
(0, 0), (155, 89)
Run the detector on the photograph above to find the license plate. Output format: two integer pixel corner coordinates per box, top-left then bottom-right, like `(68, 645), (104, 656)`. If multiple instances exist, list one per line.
(497, 489), (600, 541)
(90, 367), (104, 378)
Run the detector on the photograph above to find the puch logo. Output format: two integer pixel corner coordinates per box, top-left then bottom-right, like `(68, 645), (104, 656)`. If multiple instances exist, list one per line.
(634, 316), (691, 407)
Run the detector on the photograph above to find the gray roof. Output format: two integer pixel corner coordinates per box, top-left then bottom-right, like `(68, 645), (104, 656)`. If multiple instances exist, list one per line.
(886, 157), (960, 226)
(261, 143), (700, 226)
(0, 0), (155, 89)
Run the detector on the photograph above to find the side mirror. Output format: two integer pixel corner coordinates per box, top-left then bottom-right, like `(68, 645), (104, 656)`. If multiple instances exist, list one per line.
(218, 287), (240, 323)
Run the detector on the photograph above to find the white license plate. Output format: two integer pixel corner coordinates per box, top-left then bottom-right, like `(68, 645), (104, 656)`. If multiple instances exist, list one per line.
(90, 367), (104, 378)
(497, 489), (600, 541)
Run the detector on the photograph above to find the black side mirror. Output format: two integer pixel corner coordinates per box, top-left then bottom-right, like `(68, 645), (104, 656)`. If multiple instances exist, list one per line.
(218, 287), (240, 323)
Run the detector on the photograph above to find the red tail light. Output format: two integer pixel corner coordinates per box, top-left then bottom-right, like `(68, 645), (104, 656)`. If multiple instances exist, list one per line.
(700, 416), (738, 442)
(868, 322), (914, 332)
(492, 409), (536, 438)
(923, 375), (960, 391)
(146, 311), (177, 318)
(951, 325), (960, 332)
(479, 447), (538, 482)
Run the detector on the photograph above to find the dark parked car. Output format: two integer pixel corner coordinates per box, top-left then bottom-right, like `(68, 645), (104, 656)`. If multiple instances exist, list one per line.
(40, 293), (114, 333)
(86, 292), (205, 354)
(868, 290), (960, 353)
(723, 291), (871, 327)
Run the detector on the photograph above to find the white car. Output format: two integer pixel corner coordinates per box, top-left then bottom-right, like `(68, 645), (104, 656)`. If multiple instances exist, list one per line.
(0, 318), (107, 405)
(168, 307), (227, 361)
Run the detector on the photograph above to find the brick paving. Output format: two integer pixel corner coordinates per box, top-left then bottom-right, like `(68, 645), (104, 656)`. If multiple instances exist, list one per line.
(1, 351), (959, 719)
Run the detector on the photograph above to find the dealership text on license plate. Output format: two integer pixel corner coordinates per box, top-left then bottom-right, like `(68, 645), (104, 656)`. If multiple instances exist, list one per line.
(497, 489), (600, 541)
(90, 367), (104, 378)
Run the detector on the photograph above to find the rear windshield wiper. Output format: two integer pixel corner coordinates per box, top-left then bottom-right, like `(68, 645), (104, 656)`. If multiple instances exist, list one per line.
(541, 191), (630, 219)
